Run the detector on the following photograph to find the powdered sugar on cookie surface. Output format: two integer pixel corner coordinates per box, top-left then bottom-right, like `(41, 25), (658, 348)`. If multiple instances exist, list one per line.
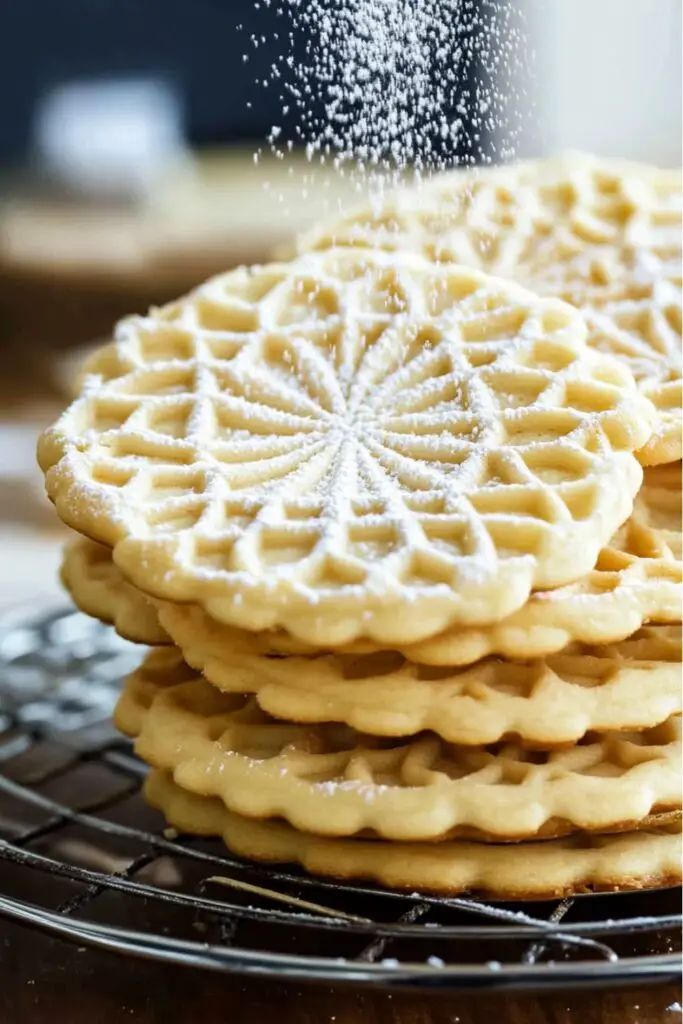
(38, 250), (654, 644)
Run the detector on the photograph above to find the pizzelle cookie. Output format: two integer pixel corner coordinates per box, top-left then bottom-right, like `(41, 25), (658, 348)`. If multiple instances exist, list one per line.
(605, 461), (681, 563)
(143, 626), (681, 746)
(39, 250), (654, 646)
(58, 461), (681, 658)
(297, 155), (682, 465)
(157, 461), (682, 666)
(145, 770), (683, 899)
(115, 652), (682, 842)
(586, 284), (681, 466)
(60, 535), (169, 645)
(297, 157), (680, 303)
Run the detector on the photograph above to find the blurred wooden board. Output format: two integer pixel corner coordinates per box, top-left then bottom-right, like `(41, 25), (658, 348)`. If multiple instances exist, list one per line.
(0, 147), (358, 286)
(0, 147), (359, 360)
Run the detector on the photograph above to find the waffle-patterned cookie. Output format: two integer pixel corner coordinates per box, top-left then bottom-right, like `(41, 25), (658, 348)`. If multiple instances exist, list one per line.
(147, 625), (681, 746)
(60, 536), (168, 645)
(116, 651), (682, 842)
(39, 250), (653, 645)
(158, 461), (682, 668)
(586, 285), (681, 466)
(297, 156), (682, 465)
(606, 461), (681, 568)
(59, 460), (681, 658)
(146, 770), (683, 899)
(60, 459), (681, 659)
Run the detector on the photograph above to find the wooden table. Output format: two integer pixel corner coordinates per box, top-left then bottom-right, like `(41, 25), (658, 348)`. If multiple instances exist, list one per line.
(1, 917), (679, 1024)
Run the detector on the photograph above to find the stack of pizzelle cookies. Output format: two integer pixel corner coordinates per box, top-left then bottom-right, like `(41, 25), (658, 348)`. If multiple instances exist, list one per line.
(39, 154), (683, 900)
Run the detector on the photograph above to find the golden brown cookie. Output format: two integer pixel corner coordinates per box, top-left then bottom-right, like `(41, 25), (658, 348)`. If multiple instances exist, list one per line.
(116, 651), (682, 843)
(39, 249), (654, 646)
(297, 156), (681, 465)
(145, 769), (683, 899)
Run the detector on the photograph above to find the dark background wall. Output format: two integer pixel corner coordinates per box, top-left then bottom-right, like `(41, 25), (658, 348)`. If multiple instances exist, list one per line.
(0, 0), (293, 160)
(0, 0), (501, 166)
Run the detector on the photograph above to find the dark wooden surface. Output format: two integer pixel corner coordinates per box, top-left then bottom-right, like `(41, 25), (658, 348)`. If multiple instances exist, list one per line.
(0, 919), (679, 1024)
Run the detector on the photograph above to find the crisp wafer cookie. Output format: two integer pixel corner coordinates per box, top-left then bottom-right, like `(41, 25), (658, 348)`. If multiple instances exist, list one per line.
(39, 250), (654, 646)
(58, 461), (681, 658)
(115, 652), (682, 842)
(586, 286), (681, 466)
(157, 462), (682, 667)
(297, 156), (681, 465)
(147, 625), (681, 745)
(606, 461), (681, 563)
(145, 770), (683, 899)
(60, 536), (168, 645)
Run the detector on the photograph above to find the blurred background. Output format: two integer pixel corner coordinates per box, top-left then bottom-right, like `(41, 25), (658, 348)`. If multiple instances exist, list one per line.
(0, 0), (680, 609)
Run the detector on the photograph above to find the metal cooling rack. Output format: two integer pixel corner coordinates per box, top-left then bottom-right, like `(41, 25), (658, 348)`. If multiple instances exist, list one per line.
(0, 605), (679, 993)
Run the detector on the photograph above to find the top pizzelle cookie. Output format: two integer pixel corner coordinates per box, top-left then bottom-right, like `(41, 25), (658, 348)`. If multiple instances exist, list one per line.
(38, 249), (654, 645)
(297, 155), (682, 466)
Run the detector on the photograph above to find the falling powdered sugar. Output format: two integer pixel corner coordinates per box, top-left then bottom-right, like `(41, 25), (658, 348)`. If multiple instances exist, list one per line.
(246, 0), (534, 203)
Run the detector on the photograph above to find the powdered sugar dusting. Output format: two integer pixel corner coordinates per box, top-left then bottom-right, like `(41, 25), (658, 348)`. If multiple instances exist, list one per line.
(41, 250), (653, 642)
(244, 0), (533, 204)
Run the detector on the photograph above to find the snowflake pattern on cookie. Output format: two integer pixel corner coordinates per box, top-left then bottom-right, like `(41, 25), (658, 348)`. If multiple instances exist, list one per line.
(39, 250), (653, 644)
